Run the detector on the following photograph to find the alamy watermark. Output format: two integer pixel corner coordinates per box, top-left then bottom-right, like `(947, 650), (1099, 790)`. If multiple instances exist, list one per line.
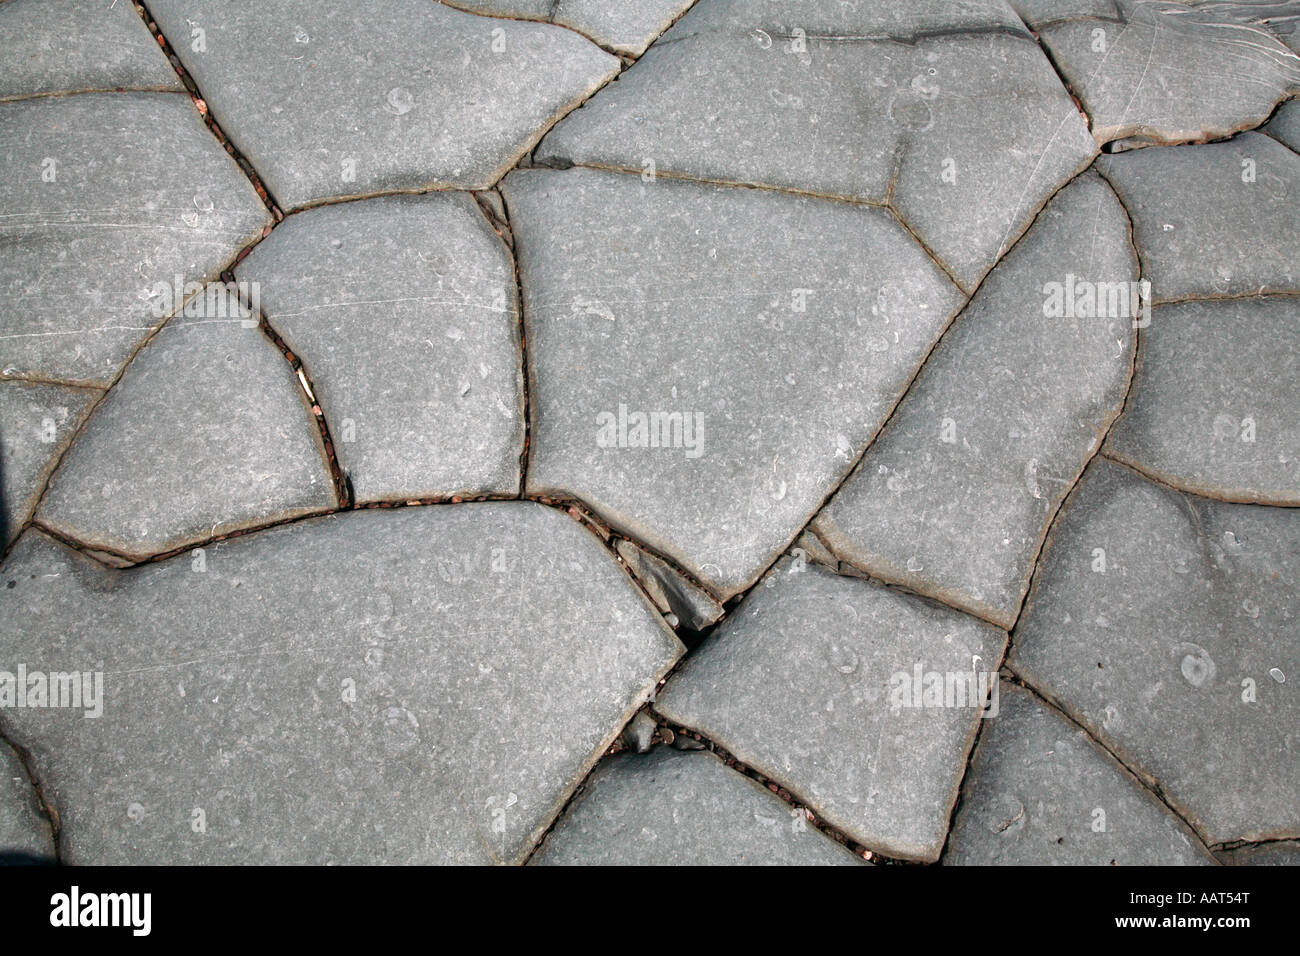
(147, 276), (261, 324)
(888, 660), (999, 718)
(0, 665), (104, 718)
(595, 403), (705, 459)
(1042, 274), (1151, 328)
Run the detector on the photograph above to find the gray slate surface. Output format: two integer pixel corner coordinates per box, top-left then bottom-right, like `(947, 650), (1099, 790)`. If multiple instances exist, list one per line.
(532, 747), (865, 865)
(0, 93), (271, 384)
(1012, 458), (1300, 845)
(1106, 296), (1300, 504)
(39, 294), (336, 562)
(0, 504), (682, 864)
(814, 173), (1137, 629)
(656, 557), (1006, 861)
(0, 739), (54, 862)
(504, 166), (963, 600)
(946, 682), (1213, 864)
(236, 194), (524, 504)
(147, 0), (619, 209)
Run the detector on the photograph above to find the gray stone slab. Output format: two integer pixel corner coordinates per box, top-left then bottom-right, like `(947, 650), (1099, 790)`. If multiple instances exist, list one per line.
(1008, 0), (1122, 28)
(537, 21), (1095, 289)
(1039, 0), (1300, 149)
(147, 0), (618, 210)
(554, 0), (697, 56)
(0, 380), (98, 545)
(503, 166), (964, 601)
(946, 682), (1213, 864)
(0, 0), (182, 100)
(1219, 840), (1300, 865)
(532, 747), (866, 865)
(614, 540), (724, 631)
(0, 504), (682, 864)
(1011, 457), (1300, 845)
(0, 93), (271, 385)
(236, 194), (523, 504)
(1264, 96), (1300, 152)
(1106, 296), (1300, 504)
(0, 739), (54, 862)
(1098, 132), (1300, 299)
(813, 173), (1137, 629)
(38, 291), (336, 562)
(656, 557), (1007, 861)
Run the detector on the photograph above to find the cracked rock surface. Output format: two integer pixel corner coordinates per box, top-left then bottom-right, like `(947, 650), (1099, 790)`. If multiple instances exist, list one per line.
(0, 739), (53, 863)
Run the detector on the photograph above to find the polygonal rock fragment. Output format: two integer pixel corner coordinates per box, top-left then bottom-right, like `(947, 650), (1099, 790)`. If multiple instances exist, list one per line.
(503, 166), (964, 600)
(537, 8), (1095, 289)
(236, 194), (524, 504)
(656, 557), (1006, 861)
(946, 682), (1213, 864)
(0, 504), (682, 864)
(1012, 458), (1300, 845)
(614, 539), (724, 631)
(552, 0), (698, 56)
(147, 0), (619, 210)
(1106, 296), (1299, 504)
(0, 0), (182, 100)
(0, 739), (54, 863)
(0, 94), (271, 384)
(1038, 0), (1300, 149)
(0, 380), (98, 544)
(39, 292), (336, 562)
(1263, 96), (1300, 152)
(532, 748), (865, 865)
(1099, 132), (1300, 299)
(813, 172), (1137, 629)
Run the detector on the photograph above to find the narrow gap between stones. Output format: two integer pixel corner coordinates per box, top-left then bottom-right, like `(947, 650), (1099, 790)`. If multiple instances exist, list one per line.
(0, 724), (62, 863)
(1100, 451), (1300, 507)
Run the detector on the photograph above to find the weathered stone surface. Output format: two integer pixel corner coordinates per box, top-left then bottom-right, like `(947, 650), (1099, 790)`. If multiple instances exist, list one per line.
(532, 747), (865, 865)
(813, 173), (1137, 629)
(537, 14), (1095, 289)
(147, 0), (619, 210)
(504, 166), (963, 600)
(946, 682), (1213, 864)
(0, 381), (98, 545)
(1040, 0), (1300, 149)
(1098, 133), (1300, 299)
(1012, 458), (1300, 845)
(0, 739), (53, 862)
(554, 1), (698, 56)
(0, 94), (271, 384)
(1106, 296), (1299, 504)
(615, 539), (724, 631)
(0, 504), (682, 864)
(0, 0), (181, 100)
(665, 0), (1029, 39)
(38, 293), (336, 561)
(1219, 840), (1300, 865)
(236, 194), (523, 504)
(450, 0), (553, 20)
(1264, 96), (1300, 152)
(1008, 0), (1121, 28)
(656, 557), (1006, 861)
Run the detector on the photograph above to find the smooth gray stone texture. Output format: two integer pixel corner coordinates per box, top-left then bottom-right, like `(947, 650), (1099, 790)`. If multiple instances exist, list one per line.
(0, 94), (271, 384)
(0, 505), (682, 864)
(1040, 0), (1300, 148)
(656, 557), (1006, 861)
(236, 194), (523, 504)
(148, 0), (619, 209)
(537, 26), (1095, 289)
(1219, 840), (1300, 865)
(0, 739), (53, 861)
(946, 682), (1213, 864)
(666, 0), (1029, 39)
(615, 539), (724, 631)
(1012, 458), (1300, 845)
(1008, 0), (1121, 27)
(0, 0), (182, 100)
(39, 293), (336, 561)
(553, 0), (697, 56)
(449, 0), (554, 19)
(813, 173), (1137, 629)
(1263, 96), (1300, 152)
(1106, 297), (1300, 504)
(1099, 133), (1300, 299)
(504, 167), (964, 600)
(532, 747), (865, 865)
(0, 380), (98, 545)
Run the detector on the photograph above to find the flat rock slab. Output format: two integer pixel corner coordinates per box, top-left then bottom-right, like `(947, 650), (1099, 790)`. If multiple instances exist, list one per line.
(1106, 296), (1300, 504)
(236, 194), (523, 504)
(1264, 96), (1300, 152)
(537, 17), (1095, 289)
(1099, 132), (1300, 299)
(0, 380), (98, 545)
(532, 747), (865, 865)
(1012, 458), (1300, 845)
(0, 504), (682, 864)
(0, 93), (271, 385)
(656, 557), (1006, 861)
(614, 539), (724, 631)
(814, 173), (1136, 629)
(0, 0), (182, 100)
(504, 166), (963, 600)
(946, 682), (1213, 864)
(147, 0), (618, 210)
(1040, 0), (1300, 148)
(0, 740), (54, 863)
(39, 293), (336, 562)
